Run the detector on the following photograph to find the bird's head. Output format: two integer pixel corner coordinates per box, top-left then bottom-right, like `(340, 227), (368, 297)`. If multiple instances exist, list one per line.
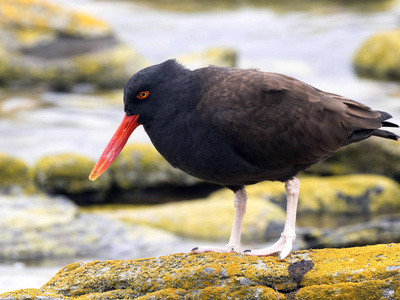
(89, 59), (194, 181)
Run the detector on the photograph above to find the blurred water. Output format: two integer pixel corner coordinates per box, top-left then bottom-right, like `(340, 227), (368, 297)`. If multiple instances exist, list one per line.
(1, 0), (400, 294)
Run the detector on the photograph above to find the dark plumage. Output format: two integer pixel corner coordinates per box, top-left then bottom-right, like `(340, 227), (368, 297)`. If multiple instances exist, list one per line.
(90, 59), (398, 259)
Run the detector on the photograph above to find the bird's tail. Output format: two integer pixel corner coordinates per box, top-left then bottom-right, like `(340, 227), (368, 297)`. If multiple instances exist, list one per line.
(372, 111), (399, 141)
(344, 110), (399, 145)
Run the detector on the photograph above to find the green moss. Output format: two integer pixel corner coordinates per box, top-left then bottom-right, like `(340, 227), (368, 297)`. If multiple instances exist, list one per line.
(110, 144), (198, 190)
(34, 153), (111, 194)
(0, 152), (31, 190)
(354, 29), (400, 81)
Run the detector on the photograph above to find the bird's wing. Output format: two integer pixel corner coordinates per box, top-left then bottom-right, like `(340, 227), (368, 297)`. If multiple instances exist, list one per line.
(196, 68), (382, 169)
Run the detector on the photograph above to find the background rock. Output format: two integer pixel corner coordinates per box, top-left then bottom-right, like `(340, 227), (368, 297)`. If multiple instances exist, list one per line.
(309, 138), (400, 182)
(178, 47), (237, 69)
(111, 144), (199, 190)
(353, 29), (400, 81)
(0, 194), (181, 262)
(301, 214), (400, 249)
(33, 153), (112, 204)
(0, 152), (32, 193)
(87, 187), (286, 243)
(0, 0), (149, 90)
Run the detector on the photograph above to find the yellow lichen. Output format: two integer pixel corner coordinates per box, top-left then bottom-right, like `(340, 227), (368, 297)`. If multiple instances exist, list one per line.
(2, 245), (399, 299)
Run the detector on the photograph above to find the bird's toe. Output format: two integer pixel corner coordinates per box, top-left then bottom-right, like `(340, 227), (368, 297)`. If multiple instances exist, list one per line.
(191, 245), (241, 254)
(244, 234), (295, 259)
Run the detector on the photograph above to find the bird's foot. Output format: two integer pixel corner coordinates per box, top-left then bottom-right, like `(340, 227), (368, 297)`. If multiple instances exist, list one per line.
(243, 233), (296, 260)
(191, 245), (241, 254)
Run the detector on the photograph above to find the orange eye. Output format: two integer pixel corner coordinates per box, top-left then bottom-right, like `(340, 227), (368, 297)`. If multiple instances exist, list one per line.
(137, 91), (149, 99)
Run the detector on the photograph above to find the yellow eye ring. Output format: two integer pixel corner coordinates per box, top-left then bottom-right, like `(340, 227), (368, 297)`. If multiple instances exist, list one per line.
(137, 91), (149, 99)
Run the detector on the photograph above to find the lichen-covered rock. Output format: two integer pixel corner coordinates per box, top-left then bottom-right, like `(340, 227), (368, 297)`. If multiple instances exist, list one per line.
(111, 144), (198, 190)
(33, 153), (111, 199)
(1, 244), (399, 299)
(309, 138), (400, 181)
(0, 0), (149, 90)
(0, 194), (180, 261)
(178, 47), (237, 69)
(354, 29), (400, 81)
(0, 152), (32, 192)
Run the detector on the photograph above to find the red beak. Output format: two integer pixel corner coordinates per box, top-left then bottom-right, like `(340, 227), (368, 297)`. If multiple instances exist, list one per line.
(89, 114), (140, 181)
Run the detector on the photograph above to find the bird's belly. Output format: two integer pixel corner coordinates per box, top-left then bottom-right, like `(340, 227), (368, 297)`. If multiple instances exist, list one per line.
(151, 136), (300, 186)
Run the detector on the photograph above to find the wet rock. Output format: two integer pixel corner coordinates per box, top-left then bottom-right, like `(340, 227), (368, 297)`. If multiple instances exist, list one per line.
(178, 47), (237, 69)
(0, 194), (180, 262)
(1, 244), (399, 299)
(0, 0), (149, 90)
(33, 153), (112, 203)
(354, 29), (400, 81)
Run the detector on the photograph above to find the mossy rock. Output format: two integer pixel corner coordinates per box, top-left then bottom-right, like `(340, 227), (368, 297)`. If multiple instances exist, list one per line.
(110, 144), (198, 190)
(0, 152), (31, 191)
(354, 29), (400, 81)
(2, 244), (400, 299)
(34, 153), (111, 196)
(309, 138), (400, 180)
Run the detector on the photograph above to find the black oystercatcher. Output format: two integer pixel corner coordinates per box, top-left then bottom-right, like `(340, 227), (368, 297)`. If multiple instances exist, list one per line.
(89, 59), (398, 260)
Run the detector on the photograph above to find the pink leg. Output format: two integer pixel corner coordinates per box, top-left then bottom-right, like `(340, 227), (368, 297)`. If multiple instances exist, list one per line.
(244, 177), (300, 260)
(191, 188), (247, 254)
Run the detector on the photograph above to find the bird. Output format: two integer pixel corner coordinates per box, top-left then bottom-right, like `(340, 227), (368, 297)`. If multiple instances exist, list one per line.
(89, 59), (399, 260)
